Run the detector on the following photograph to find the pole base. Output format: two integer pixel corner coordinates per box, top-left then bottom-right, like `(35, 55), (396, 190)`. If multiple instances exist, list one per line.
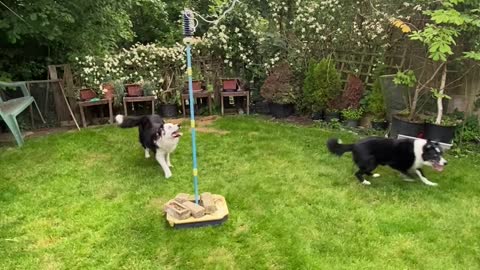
(165, 194), (229, 229)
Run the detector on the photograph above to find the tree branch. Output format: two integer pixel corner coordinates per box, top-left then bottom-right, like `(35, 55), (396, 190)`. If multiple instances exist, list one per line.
(417, 62), (445, 91)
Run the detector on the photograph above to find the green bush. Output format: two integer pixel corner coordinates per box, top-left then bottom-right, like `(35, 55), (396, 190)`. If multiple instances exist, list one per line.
(341, 107), (364, 120)
(365, 78), (386, 120)
(302, 58), (341, 113)
(459, 116), (480, 142)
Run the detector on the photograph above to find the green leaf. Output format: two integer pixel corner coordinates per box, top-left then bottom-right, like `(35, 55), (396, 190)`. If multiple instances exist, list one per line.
(463, 51), (480, 61)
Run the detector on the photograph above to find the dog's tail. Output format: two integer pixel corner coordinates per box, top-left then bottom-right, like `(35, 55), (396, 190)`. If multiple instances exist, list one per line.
(327, 138), (354, 156)
(115, 115), (149, 128)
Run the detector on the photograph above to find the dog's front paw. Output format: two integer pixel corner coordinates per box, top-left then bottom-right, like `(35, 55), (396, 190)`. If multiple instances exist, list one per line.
(426, 182), (438, 186)
(165, 172), (172, 179)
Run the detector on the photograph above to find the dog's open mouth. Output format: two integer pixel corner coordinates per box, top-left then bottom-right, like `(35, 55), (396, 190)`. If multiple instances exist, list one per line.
(172, 131), (183, 138)
(432, 162), (444, 172)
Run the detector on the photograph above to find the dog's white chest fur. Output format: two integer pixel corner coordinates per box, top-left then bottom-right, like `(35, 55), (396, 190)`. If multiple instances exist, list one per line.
(412, 139), (427, 169)
(155, 137), (179, 153)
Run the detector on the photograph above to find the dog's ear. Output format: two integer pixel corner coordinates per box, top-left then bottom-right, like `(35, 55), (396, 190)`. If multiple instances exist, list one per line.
(425, 139), (433, 148)
(156, 124), (164, 137)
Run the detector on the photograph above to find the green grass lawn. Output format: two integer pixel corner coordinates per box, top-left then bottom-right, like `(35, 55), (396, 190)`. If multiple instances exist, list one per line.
(1, 116), (479, 269)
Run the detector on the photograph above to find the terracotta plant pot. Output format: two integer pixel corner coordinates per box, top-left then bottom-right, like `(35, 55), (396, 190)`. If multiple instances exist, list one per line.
(222, 79), (238, 92)
(102, 83), (115, 100)
(184, 80), (203, 93)
(79, 88), (97, 101)
(125, 84), (143, 97)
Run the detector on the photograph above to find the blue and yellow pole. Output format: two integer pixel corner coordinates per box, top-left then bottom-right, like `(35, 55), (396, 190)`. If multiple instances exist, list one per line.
(185, 44), (200, 205)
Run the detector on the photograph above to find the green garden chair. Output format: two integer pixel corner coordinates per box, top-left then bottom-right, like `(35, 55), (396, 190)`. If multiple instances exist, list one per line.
(0, 81), (45, 146)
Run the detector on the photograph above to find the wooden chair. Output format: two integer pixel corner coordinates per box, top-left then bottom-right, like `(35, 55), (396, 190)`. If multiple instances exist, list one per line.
(0, 81), (45, 146)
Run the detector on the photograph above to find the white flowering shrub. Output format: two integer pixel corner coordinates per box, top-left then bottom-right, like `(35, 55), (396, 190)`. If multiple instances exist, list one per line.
(76, 43), (186, 95)
(197, 0), (428, 76)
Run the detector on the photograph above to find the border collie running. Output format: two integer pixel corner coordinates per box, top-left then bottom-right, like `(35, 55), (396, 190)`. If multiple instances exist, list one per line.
(327, 137), (447, 186)
(115, 114), (182, 179)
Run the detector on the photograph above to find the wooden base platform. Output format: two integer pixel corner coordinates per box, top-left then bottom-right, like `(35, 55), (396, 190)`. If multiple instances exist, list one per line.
(165, 194), (229, 229)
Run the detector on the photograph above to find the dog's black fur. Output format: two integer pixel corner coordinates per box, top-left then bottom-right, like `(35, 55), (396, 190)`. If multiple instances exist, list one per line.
(327, 137), (446, 184)
(118, 114), (164, 153)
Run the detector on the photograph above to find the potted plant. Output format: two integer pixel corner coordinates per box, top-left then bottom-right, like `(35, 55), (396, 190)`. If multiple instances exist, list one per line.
(222, 78), (239, 92)
(365, 78), (388, 129)
(125, 82), (143, 97)
(157, 88), (179, 118)
(303, 58), (342, 120)
(387, 70), (426, 138)
(79, 88), (97, 101)
(260, 62), (297, 118)
(184, 67), (204, 93)
(424, 115), (460, 143)
(341, 107), (364, 128)
(76, 56), (103, 101)
(324, 108), (341, 122)
(389, 1), (480, 139)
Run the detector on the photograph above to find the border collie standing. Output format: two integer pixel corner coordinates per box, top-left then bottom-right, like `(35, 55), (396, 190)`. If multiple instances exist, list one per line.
(115, 114), (182, 179)
(327, 137), (447, 186)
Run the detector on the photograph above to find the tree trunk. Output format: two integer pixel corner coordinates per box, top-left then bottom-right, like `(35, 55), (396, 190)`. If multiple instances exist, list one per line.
(435, 64), (448, 125)
(408, 86), (421, 120)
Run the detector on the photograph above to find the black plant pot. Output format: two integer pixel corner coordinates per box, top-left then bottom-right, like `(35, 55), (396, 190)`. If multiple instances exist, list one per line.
(159, 104), (178, 118)
(424, 123), (456, 143)
(324, 112), (341, 122)
(253, 101), (270, 114)
(344, 119), (359, 128)
(269, 103), (294, 118)
(371, 121), (389, 130)
(390, 116), (425, 138)
(312, 111), (324, 120)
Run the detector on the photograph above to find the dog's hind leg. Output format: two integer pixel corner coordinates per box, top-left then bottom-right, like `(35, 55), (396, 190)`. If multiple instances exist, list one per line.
(398, 171), (415, 182)
(156, 151), (172, 179)
(144, 148), (150, 159)
(415, 169), (438, 186)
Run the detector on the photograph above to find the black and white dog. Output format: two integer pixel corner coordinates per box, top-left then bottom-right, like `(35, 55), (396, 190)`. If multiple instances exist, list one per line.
(115, 114), (182, 179)
(327, 137), (447, 186)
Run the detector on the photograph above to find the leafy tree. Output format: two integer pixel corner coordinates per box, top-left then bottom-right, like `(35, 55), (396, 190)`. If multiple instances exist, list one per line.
(408, 0), (480, 124)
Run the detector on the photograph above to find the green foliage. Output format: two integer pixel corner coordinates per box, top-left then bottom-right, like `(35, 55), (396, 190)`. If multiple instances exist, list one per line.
(430, 88), (451, 100)
(409, 26), (458, 62)
(463, 51), (480, 60)
(341, 107), (364, 120)
(409, 0), (480, 62)
(393, 70), (417, 88)
(425, 114), (461, 126)
(156, 88), (180, 105)
(459, 115), (480, 142)
(364, 78), (386, 120)
(0, 0), (181, 80)
(302, 58), (342, 112)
